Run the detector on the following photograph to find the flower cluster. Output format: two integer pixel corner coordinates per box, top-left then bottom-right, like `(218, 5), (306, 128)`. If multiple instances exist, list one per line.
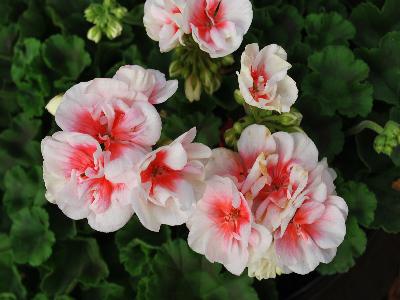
(144, 0), (253, 58)
(188, 124), (348, 277)
(41, 65), (212, 232)
(42, 1), (348, 278)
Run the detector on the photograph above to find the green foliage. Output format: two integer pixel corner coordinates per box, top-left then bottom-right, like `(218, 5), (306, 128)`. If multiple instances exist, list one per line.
(137, 239), (258, 300)
(302, 46), (373, 117)
(10, 207), (55, 266)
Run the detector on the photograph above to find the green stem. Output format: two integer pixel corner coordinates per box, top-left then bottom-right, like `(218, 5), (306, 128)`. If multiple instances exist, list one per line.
(347, 120), (384, 136)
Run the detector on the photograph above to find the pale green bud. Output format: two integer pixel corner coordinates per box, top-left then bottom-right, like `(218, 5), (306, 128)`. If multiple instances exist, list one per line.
(234, 89), (245, 105)
(220, 54), (234, 66)
(169, 60), (182, 78)
(87, 26), (102, 43)
(185, 75), (202, 102)
(279, 111), (303, 127)
(46, 94), (63, 116)
(111, 6), (128, 19)
(105, 19), (123, 39)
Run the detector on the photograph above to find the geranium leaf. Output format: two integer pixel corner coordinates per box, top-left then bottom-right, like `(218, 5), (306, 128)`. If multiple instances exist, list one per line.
(317, 217), (367, 274)
(40, 238), (109, 295)
(10, 207), (55, 266)
(302, 45), (373, 117)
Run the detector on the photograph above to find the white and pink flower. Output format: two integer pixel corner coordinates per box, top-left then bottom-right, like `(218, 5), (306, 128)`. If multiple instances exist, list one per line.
(187, 176), (253, 275)
(131, 128), (212, 232)
(144, 0), (187, 52)
(55, 77), (163, 165)
(113, 65), (178, 105)
(238, 43), (298, 112)
(41, 132), (137, 232)
(183, 0), (253, 58)
(203, 124), (347, 277)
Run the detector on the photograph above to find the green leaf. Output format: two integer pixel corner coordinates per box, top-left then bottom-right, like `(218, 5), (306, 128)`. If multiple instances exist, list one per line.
(317, 217), (367, 274)
(40, 238), (109, 295)
(124, 4), (145, 27)
(357, 31), (400, 105)
(0, 25), (18, 80)
(115, 217), (170, 278)
(45, 0), (91, 36)
(0, 234), (26, 299)
(249, 5), (303, 50)
(137, 239), (258, 300)
(302, 46), (373, 117)
(3, 165), (45, 218)
(42, 34), (91, 90)
(367, 167), (400, 233)
(337, 181), (377, 227)
(351, 0), (400, 48)
(47, 206), (77, 240)
(80, 282), (126, 300)
(0, 114), (41, 182)
(305, 12), (355, 50)
(11, 38), (49, 94)
(10, 207), (55, 266)
(17, 0), (46, 39)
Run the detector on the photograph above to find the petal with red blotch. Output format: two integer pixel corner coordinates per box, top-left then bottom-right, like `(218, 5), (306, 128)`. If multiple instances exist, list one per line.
(205, 148), (245, 185)
(237, 124), (276, 170)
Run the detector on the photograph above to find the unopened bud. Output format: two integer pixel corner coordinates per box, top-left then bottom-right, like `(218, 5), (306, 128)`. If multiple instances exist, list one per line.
(185, 75), (202, 102)
(105, 19), (123, 39)
(220, 54), (234, 66)
(234, 89), (245, 105)
(169, 60), (182, 78)
(279, 111), (303, 126)
(87, 26), (102, 43)
(46, 94), (63, 116)
(111, 6), (127, 19)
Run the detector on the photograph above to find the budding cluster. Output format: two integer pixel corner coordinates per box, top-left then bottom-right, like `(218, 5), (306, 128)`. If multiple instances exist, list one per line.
(85, 0), (127, 43)
(169, 37), (234, 102)
(374, 121), (400, 156)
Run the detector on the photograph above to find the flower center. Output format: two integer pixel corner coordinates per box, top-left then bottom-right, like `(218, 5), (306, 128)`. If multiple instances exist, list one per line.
(250, 67), (269, 101)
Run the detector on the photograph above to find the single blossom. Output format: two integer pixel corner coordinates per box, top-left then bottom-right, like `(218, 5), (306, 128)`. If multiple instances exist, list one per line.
(144, 0), (186, 52)
(41, 132), (137, 232)
(183, 0), (253, 58)
(187, 176), (253, 275)
(131, 128), (212, 232)
(114, 65), (178, 105)
(237, 43), (298, 112)
(205, 124), (347, 277)
(55, 77), (162, 165)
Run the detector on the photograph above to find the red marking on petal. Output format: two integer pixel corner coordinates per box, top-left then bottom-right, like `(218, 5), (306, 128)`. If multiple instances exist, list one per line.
(249, 66), (270, 102)
(210, 196), (250, 238)
(72, 110), (108, 141)
(140, 150), (182, 194)
(68, 145), (97, 177)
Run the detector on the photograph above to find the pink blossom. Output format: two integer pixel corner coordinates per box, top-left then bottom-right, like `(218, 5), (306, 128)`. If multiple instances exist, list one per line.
(238, 43), (298, 112)
(113, 65), (178, 104)
(41, 132), (137, 232)
(205, 124), (347, 277)
(131, 128), (212, 231)
(183, 0), (253, 58)
(55, 77), (163, 166)
(187, 176), (253, 275)
(144, 0), (187, 52)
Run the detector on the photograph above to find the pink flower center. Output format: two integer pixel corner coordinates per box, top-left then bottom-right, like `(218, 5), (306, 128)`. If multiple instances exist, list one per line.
(212, 198), (250, 237)
(140, 150), (182, 194)
(190, 0), (226, 44)
(249, 67), (269, 101)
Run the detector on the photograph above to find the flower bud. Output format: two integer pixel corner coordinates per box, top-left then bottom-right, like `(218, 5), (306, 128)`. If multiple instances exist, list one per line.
(87, 26), (102, 43)
(279, 111), (303, 126)
(46, 94), (63, 116)
(111, 6), (127, 19)
(169, 60), (182, 78)
(185, 75), (202, 102)
(234, 89), (245, 105)
(105, 19), (123, 39)
(220, 54), (234, 66)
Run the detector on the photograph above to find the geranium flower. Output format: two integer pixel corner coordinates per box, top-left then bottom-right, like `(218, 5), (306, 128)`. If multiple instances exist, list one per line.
(131, 128), (212, 231)
(237, 43), (298, 112)
(55, 77), (163, 165)
(187, 176), (252, 275)
(113, 65), (178, 104)
(144, 0), (187, 52)
(183, 0), (253, 58)
(41, 132), (137, 232)
(205, 124), (347, 277)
